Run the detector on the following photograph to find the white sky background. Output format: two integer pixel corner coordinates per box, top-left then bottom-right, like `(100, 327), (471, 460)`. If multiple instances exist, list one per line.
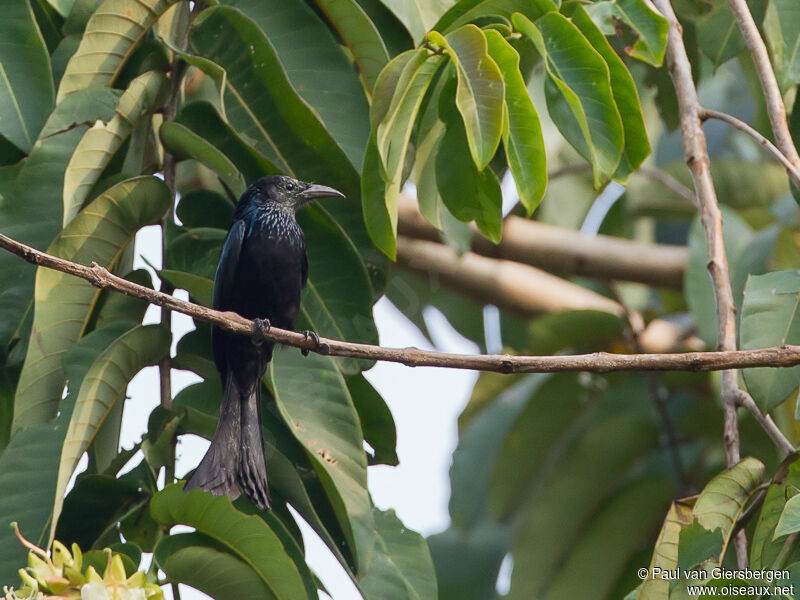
(125, 224), (480, 600)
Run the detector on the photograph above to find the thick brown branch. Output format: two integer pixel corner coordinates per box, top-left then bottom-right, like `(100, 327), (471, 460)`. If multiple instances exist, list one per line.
(654, 0), (742, 472)
(701, 108), (800, 187)
(4, 231), (800, 375)
(726, 0), (800, 188)
(397, 196), (688, 289)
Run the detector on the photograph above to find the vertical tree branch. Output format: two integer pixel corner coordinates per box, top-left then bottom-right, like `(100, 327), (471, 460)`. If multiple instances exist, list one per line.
(726, 0), (800, 188)
(653, 0), (747, 566)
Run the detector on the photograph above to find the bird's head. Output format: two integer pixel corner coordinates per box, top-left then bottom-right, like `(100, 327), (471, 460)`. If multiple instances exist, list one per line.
(246, 175), (345, 214)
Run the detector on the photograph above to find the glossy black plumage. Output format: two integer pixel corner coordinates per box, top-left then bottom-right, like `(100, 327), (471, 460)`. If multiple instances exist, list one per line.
(184, 175), (344, 510)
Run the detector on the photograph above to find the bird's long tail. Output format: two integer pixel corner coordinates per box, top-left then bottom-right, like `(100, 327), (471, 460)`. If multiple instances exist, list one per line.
(184, 371), (271, 510)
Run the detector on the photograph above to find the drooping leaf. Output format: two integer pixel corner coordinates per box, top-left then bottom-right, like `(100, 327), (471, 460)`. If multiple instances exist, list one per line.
(151, 485), (311, 599)
(570, 5), (651, 180)
(347, 374), (398, 465)
(639, 499), (695, 599)
(740, 271), (800, 412)
(12, 176), (170, 431)
(428, 26), (504, 170)
(514, 12), (624, 184)
(436, 89), (503, 242)
(361, 133), (398, 259)
(63, 71), (166, 225)
(0, 88), (120, 355)
(0, 0), (55, 153)
(57, 0), (179, 101)
(159, 121), (247, 198)
(312, 0), (390, 93)
(613, 0), (669, 66)
(484, 29), (546, 214)
(52, 325), (170, 539)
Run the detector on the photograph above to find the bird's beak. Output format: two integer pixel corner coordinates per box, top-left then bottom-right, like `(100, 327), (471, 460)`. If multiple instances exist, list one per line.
(300, 184), (346, 201)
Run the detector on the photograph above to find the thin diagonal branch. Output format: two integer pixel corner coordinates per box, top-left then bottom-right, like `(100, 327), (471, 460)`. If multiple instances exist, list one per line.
(726, 0), (800, 188)
(734, 389), (795, 457)
(701, 108), (800, 186)
(5, 231), (800, 375)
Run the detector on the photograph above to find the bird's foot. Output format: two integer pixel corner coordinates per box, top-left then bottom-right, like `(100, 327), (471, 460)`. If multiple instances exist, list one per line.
(252, 318), (271, 346)
(301, 330), (324, 356)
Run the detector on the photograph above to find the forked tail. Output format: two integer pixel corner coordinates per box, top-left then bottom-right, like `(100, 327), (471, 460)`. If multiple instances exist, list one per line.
(184, 371), (271, 510)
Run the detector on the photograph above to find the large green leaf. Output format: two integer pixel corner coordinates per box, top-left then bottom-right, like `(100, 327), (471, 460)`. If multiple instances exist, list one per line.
(571, 5), (650, 180)
(57, 0), (179, 101)
(379, 0), (456, 42)
(764, 0), (800, 88)
(428, 26), (504, 170)
(12, 176), (170, 431)
(740, 271), (800, 412)
(347, 374), (398, 466)
(156, 533), (277, 599)
(63, 71), (166, 226)
(514, 12), (624, 184)
(151, 485), (310, 599)
(221, 0), (370, 168)
(484, 29), (546, 214)
(0, 0), (54, 153)
(751, 456), (800, 570)
(312, 0), (390, 93)
(159, 121), (247, 198)
(609, 0), (668, 66)
(270, 350), (373, 571)
(436, 88), (503, 242)
(0, 88), (120, 356)
(52, 325), (169, 540)
(191, 6), (385, 294)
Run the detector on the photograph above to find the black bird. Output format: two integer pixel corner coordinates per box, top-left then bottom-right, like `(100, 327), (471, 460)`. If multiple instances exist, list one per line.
(185, 175), (344, 510)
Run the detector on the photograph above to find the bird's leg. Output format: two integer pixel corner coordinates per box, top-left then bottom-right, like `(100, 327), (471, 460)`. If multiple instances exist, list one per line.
(252, 318), (271, 346)
(301, 330), (323, 356)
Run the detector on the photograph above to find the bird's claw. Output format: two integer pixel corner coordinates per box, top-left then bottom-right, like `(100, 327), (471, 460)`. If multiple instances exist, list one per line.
(301, 330), (321, 356)
(252, 318), (271, 346)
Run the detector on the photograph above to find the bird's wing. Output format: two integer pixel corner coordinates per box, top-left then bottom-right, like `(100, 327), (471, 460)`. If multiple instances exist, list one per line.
(213, 219), (246, 311)
(301, 251), (309, 289)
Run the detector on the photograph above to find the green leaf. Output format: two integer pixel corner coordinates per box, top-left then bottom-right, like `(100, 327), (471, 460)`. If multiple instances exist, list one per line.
(570, 5), (651, 180)
(639, 499), (695, 599)
(63, 71), (166, 226)
(57, 0), (180, 101)
(361, 133), (398, 259)
(428, 26), (504, 170)
(436, 89), (503, 242)
(0, 88), (120, 354)
(375, 50), (443, 186)
(221, 0), (371, 169)
(775, 492), (800, 539)
(12, 176), (170, 431)
(677, 522), (724, 570)
(151, 485), (311, 599)
(613, 0), (669, 66)
(696, 3), (747, 67)
(191, 6), (385, 294)
(484, 29), (546, 214)
(52, 325), (170, 538)
(359, 507), (438, 600)
(693, 457), (765, 559)
(751, 456), (800, 569)
(0, 0), (55, 153)
(159, 121), (247, 198)
(270, 350), (373, 571)
(740, 271), (800, 412)
(312, 0), (390, 93)
(175, 101), (280, 185)
(514, 12), (624, 184)
(157, 35), (228, 118)
(347, 374), (398, 465)
(764, 0), (800, 89)
(158, 269), (214, 307)
(156, 533), (277, 599)
(435, 0), (557, 34)
(379, 0), (457, 42)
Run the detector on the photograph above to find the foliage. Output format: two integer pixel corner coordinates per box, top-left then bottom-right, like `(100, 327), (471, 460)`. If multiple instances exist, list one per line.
(1, 0), (800, 598)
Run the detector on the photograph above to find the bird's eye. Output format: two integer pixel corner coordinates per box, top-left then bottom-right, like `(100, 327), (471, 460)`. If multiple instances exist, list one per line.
(285, 182), (295, 192)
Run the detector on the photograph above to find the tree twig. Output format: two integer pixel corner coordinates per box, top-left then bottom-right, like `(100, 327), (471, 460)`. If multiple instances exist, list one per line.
(700, 108), (800, 187)
(655, 0), (747, 567)
(734, 389), (795, 457)
(726, 0), (800, 189)
(5, 231), (800, 375)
